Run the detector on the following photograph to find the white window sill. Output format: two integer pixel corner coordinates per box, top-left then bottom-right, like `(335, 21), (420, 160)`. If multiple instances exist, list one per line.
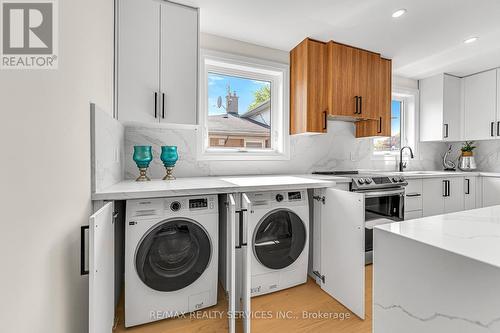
(197, 149), (290, 161)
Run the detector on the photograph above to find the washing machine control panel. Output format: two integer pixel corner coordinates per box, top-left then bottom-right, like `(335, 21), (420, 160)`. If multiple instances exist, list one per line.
(189, 198), (208, 209)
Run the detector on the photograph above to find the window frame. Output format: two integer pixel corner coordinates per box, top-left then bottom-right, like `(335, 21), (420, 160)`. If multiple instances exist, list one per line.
(371, 87), (420, 160)
(198, 49), (290, 161)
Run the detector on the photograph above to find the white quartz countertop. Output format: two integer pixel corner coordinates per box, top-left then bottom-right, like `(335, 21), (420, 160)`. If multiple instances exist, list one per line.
(92, 175), (337, 200)
(376, 205), (500, 269)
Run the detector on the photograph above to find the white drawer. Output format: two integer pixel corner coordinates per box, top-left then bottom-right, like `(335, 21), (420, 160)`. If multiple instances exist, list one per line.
(406, 179), (423, 194)
(405, 210), (423, 220)
(405, 193), (423, 211)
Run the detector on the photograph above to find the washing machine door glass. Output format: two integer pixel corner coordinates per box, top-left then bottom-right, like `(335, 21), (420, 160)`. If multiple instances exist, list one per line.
(254, 209), (306, 270)
(135, 219), (211, 292)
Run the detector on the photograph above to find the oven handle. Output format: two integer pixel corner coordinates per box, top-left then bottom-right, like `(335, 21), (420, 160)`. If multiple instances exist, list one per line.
(362, 189), (405, 198)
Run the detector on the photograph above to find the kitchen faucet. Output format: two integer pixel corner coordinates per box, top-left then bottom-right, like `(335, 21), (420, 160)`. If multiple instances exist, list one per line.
(399, 146), (414, 172)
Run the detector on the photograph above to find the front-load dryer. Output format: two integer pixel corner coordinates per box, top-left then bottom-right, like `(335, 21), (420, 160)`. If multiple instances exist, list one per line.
(125, 195), (218, 327)
(245, 190), (309, 297)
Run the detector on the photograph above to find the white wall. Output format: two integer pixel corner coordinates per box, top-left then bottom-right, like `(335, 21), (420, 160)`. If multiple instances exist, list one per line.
(0, 0), (114, 332)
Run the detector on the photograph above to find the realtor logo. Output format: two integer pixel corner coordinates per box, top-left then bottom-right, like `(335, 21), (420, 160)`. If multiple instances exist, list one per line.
(1, 0), (58, 69)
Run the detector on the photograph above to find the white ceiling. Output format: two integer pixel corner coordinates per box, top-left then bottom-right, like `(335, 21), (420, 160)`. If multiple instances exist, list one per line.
(177, 0), (500, 79)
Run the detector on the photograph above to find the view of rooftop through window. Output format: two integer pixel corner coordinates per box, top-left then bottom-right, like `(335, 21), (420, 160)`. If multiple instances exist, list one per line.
(207, 72), (272, 149)
(373, 100), (402, 153)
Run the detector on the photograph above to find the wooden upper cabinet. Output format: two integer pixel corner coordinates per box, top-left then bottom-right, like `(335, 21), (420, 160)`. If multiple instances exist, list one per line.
(290, 38), (329, 134)
(328, 41), (380, 120)
(290, 38), (391, 135)
(356, 58), (392, 138)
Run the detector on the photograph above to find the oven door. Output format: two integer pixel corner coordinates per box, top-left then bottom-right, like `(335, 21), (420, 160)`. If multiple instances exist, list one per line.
(358, 188), (405, 264)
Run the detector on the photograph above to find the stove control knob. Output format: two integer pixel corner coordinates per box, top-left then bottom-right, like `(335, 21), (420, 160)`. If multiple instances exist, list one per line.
(358, 178), (365, 185)
(276, 194), (284, 202)
(400, 177), (406, 182)
(392, 177), (398, 182)
(365, 178), (372, 184)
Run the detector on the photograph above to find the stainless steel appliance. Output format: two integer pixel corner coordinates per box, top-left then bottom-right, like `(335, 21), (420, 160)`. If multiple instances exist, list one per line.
(350, 175), (407, 264)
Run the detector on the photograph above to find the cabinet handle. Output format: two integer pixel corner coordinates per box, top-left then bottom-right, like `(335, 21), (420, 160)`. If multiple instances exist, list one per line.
(323, 110), (327, 130)
(442, 180), (450, 197)
(497, 121), (500, 137)
(443, 124), (449, 138)
(491, 122), (495, 137)
(465, 179), (470, 195)
(80, 226), (89, 276)
(162, 93), (165, 119)
(406, 193), (421, 197)
(359, 96), (363, 115)
(378, 117), (382, 134)
(154, 92), (158, 118)
(355, 96), (359, 114)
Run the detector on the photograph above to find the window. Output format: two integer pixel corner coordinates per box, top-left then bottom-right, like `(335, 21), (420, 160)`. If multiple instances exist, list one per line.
(199, 50), (289, 160)
(373, 89), (418, 157)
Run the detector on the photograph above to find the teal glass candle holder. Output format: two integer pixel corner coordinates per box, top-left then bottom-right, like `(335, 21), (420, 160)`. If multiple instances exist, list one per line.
(133, 146), (153, 181)
(160, 146), (178, 180)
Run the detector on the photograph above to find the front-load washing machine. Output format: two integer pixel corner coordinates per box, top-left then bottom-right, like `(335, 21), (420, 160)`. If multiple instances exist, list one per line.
(125, 195), (218, 327)
(245, 190), (309, 297)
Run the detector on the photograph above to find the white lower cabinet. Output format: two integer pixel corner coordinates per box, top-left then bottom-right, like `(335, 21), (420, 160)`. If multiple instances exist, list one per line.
(405, 210), (423, 220)
(86, 202), (115, 333)
(464, 176), (477, 210)
(482, 177), (500, 207)
(405, 179), (423, 219)
(423, 177), (464, 216)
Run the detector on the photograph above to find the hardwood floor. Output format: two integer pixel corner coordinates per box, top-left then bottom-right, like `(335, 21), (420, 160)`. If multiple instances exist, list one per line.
(114, 265), (372, 333)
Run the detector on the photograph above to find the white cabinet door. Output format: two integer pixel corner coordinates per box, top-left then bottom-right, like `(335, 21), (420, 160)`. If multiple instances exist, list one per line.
(444, 177), (464, 213)
(464, 177), (476, 210)
(482, 177), (500, 207)
(442, 74), (462, 141)
(419, 74), (461, 142)
(118, 0), (160, 123)
(422, 178), (445, 216)
(226, 194), (237, 333)
(241, 194), (252, 333)
(405, 210), (423, 220)
(319, 188), (365, 319)
(464, 69), (497, 140)
(88, 202), (115, 333)
(419, 74), (444, 142)
(160, 2), (198, 125)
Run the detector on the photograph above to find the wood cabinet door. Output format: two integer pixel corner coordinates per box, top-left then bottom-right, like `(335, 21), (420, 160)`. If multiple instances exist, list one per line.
(355, 58), (391, 137)
(306, 39), (329, 133)
(328, 42), (358, 118)
(290, 39), (328, 134)
(356, 50), (380, 120)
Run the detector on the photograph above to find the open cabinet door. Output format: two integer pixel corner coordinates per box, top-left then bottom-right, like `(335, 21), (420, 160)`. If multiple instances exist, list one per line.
(241, 194), (252, 333)
(227, 194), (237, 333)
(319, 188), (365, 319)
(89, 202), (115, 333)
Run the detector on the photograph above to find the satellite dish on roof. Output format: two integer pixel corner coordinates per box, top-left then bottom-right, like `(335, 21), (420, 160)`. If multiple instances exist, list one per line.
(217, 96), (222, 109)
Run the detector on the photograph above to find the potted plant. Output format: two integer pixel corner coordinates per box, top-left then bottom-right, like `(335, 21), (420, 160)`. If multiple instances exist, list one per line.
(461, 141), (476, 156)
(459, 141), (477, 171)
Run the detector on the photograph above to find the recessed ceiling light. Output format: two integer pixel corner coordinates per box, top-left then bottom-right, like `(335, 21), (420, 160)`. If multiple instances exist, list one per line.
(392, 9), (407, 18)
(463, 37), (479, 44)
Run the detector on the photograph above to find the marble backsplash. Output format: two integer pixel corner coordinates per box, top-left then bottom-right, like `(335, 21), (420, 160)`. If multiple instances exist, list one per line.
(445, 140), (500, 172)
(123, 121), (446, 180)
(91, 104), (124, 192)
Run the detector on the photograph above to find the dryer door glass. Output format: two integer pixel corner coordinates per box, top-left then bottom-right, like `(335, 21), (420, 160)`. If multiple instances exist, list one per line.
(135, 219), (211, 292)
(254, 210), (306, 270)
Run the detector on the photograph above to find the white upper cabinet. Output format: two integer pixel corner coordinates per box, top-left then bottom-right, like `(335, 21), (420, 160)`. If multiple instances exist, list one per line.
(117, 0), (199, 125)
(420, 74), (462, 142)
(464, 69), (498, 140)
(117, 0), (160, 124)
